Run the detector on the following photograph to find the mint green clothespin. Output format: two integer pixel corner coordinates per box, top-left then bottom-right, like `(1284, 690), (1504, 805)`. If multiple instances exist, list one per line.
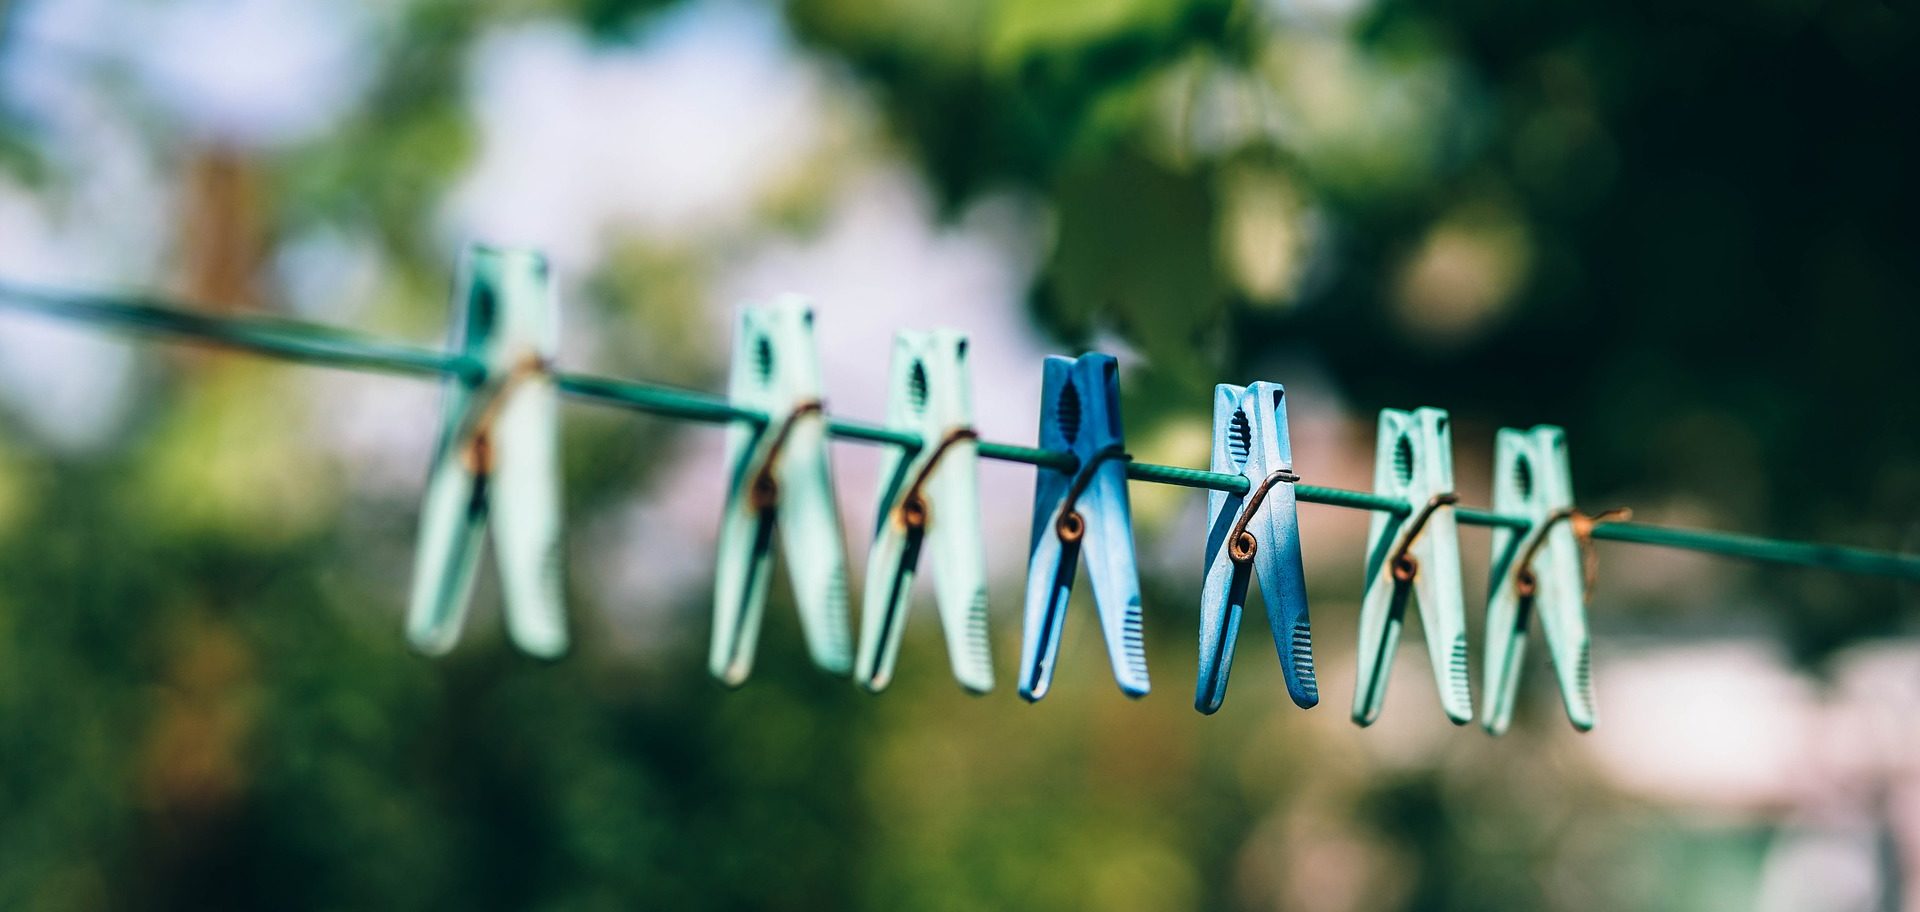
(710, 297), (853, 685)
(1483, 426), (1595, 734)
(1354, 408), (1469, 725)
(854, 331), (991, 694)
(407, 245), (566, 658)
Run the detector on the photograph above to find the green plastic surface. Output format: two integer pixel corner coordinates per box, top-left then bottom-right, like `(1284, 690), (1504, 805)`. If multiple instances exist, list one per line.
(406, 246), (567, 658)
(710, 297), (854, 684)
(855, 331), (992, 694)
(1483, 426), (1594, 734)
(1353, 408), (1470, 726)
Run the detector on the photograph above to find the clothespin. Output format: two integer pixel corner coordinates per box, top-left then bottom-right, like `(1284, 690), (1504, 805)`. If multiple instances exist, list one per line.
(1482, 426), (1593, 734)
(1353, 407), (1470, 725)
(854, 331), (991, 694)
(407, 245), (566, 658)
(1018, 353), (1148, 701)
(710, 297), (853, 686)
(1196, 382), (1316, 714)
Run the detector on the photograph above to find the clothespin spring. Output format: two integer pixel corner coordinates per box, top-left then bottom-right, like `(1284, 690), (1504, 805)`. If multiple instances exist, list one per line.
(896, 427), (981, 530)
(1513, 506), (1635, 598)
(1054, 445), (1131, 543)
(746, 399), (826, 512)
(459, 352), (554, 476)
(1389, 493), (1462, 583)
(1227, 468), (1303, 564)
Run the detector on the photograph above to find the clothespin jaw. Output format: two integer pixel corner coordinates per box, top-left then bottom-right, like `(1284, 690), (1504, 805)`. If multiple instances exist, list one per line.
(854, 330), (991, 694)
(710, 297), (853, 686)
(1482, 426), (1593, 735)
(1353, 407), (1469, 726)
(407, 245), (566, 658)
(1018, 353), (1148, 702)
(1197, 382), (1316, 714)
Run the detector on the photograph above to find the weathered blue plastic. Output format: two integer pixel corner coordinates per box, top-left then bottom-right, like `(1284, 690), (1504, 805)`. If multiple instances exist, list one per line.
(1353, 408), (1470, 725)
(406, 246), (566, 658)
(854, 331), (991, 694)
(1196, 382), (1316, 713)
(710, 297), (853, 686)
(1017, 354), (1148, 701)
(1482, 425), (1594, 734)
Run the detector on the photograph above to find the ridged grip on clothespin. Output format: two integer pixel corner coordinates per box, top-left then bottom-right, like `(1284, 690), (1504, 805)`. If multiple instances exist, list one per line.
(406, 245), (567, 658)
(854, 331), (991, 694)
(710, 297), (853, 686)
(1018, 353), (1148, 701)
(1353, 407), (1469, 726)
(1482, 426), (1594, 734)
(1197, 382), (1316, 714)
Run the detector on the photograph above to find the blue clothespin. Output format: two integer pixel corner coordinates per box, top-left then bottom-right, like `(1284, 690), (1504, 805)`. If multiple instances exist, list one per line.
(1482, 426), (1595, 734)
(854, 330), (991, 694)
(1353, 407), (1470, 725)
(710, 297), (853, 686)
(1018, 353), (1148, 701)
(407, 245), (566, 658)
(1196, 382), (1316, 714)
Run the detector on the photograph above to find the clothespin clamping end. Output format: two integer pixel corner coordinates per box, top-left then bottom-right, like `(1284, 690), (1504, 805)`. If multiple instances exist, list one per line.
(407, 245), (567, 659)
(1018, 353), (1148, 702)
(1353, 408), (1470, 726)
(1483, 427), (1627, 735)
(1197, 382), (1317, 714)
(710, 296), (854, 687)
(854, 330), (991, 695)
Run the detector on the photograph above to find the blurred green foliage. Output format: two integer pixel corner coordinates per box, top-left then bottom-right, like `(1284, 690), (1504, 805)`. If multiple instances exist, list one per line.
(789, 0), (1918, 658)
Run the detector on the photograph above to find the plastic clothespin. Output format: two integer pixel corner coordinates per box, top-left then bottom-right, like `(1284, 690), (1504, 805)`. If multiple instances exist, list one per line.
(1482, 426), (1594, 734)
(1196, 382), (1317, 714)
(407, 245), (566, 658)
(854, 331), (991, 694)
(1353, 407), (1470, 725)
(710, 297), (853, 686)
(1018, 353), (1148, 701)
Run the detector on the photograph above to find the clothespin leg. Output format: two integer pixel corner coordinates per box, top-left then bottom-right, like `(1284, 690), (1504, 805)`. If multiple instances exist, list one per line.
(926, 441), (993, 693)
(1538, 511), (1596, 731)
(855, 454), (921, 693)
(486, 371), (568, 659)
(1410, 515), (1473, 724)
(1480, 525), (1532, 734)
(710, 424), (775, 685)
(1252, 517), (1318, 709)
(1351, 514), (1407, 725)
(406, 402), (489, 655)
(1084, 478), (1150, 698)
(1195, 539), (1250, 713)
(774, 417), (854, 675)
(1017, 521), (1077, 702)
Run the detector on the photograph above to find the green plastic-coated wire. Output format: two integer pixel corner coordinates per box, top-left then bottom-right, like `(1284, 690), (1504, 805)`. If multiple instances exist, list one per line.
(1128, 462), (1245, 493)
(0, 279), (1914, 584)
(556, 373), (763, 427)
(0, 281), (471, 380)
(1301, 485), (1409, 515)
(976, 440), (1075, 471)
(1588, 521), (1920, 582)
(1456, 506), (1532, 530)
(825, 418), (921, 451)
